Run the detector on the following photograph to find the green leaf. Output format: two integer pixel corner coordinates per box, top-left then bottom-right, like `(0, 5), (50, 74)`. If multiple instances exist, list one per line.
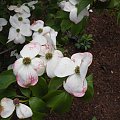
(92, 116), (97, 120)
(47, 92), (73, 113)
(29, 97), (47, 113)
(0, 70), (16, 89)
(42, 90), (63, 101)
(48, 77), (65, 92)
(61, 20), (72, 32)
(30, 77), (48, 98)
(20, 87), (31, 98)
(71, 17), (88, 35)
(32, 112), (46, 120)
(56, 11), (69, 19)
(108, 0), (120, 8)
(0, 88), (16, 100)
(83, 74), (94, 101)
(77, 0), (93, 14)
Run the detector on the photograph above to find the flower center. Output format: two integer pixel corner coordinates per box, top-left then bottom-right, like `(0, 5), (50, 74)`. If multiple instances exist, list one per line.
(75, 66), (80, 74)
(18, 17), (23, 21)
(23, 57), (31, 65)
(16, 29), (20, 33)
(38, 28), (43, 33)
(45, 53), (52, 60)
(13, 98), (20, 106)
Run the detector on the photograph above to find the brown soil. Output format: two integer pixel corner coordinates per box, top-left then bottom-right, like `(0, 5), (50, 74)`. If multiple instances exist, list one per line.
(45, 11), (120, 120)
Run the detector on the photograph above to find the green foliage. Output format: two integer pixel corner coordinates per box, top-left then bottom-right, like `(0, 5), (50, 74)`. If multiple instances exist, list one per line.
(0, 87), (16, 100)
(30, 77), (48, 98)
(71, 17), (88, 35)
(92, 116), (97, 120)
(32, 112), (46, 120)
(77, 0), (93, 14)
(75, 34), (94, 51)
(61, 20), (72, 32)
(48, 77), (65, 92)
(42, 90), (63, 101)
(29, 97), (47, 113)
(20, 87), (31, 98)
(0, 70), (16, 89)
(29, 97), (47, 120)
(108, 0), (120, 8)
(46, 91), (73, 113)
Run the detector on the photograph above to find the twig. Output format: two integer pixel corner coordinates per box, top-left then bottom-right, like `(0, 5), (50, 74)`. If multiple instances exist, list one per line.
(0, 45), (16, 55)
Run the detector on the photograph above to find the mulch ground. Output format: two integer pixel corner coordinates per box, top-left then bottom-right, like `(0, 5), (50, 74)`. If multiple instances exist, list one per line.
(45, 10), (120, 120)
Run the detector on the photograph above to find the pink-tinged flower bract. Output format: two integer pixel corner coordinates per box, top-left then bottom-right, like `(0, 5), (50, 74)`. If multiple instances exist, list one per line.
(13, 43), (45, 88)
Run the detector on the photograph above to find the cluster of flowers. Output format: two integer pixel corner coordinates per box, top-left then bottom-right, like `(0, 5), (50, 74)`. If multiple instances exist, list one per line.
(0, 0), (93, 119)
(7, 1), (39, 44)
(12, 19), (93, 97)
(0, 0), (107, 32)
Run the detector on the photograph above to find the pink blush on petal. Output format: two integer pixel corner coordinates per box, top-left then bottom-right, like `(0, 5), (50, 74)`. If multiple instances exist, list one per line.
(16, 74), (27, 88)
(28, 43), (38, 50)
(28, 75), (38, 86)
(72, 87), (87, 97)
(16, 74), (38, 88)
(73, 92), (85, 97)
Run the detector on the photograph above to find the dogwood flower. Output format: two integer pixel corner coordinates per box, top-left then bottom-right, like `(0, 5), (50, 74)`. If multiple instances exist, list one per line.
(7, 16), (32, 44)
(34, 41), (63, 78)
(0, 18), (7, 31)
(54, 52), (93, 97)
(31, 20), (58, 48)
(24, 1), (38, 10)
(8, 4), (30, 18)
(13, 43), (45, 88)
(10, 14), (30, 25)
(0, 98), (33, 119)
(59, 0), (89, 24)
